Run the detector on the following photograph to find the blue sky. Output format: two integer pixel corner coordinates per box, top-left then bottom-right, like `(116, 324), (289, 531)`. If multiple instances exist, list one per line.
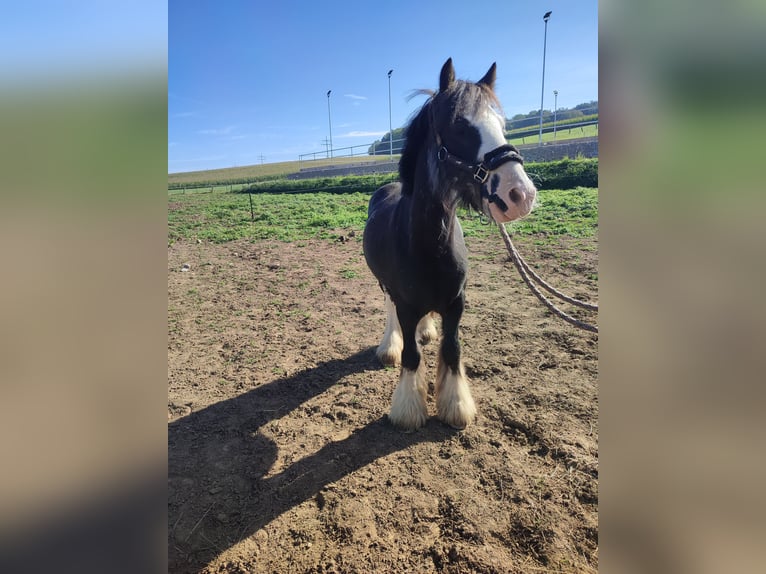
(169, 0), (597, 172)
(0, 1), (166, 82)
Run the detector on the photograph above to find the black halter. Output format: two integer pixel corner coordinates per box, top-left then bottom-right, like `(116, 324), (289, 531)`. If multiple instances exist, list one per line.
(437, 143), (523, 184)
(436, 143), (524, 212)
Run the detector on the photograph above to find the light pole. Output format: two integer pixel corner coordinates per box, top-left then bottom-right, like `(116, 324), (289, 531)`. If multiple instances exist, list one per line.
(387, 69), (394, 158)
(326, 90), (333, 158)
(538, 11), (552, 146)
(553, 90), (558, 141)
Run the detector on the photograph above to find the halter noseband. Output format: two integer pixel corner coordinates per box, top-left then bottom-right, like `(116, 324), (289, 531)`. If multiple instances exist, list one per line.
(436, 143), (524, 212)
(437, 143), (523, 184)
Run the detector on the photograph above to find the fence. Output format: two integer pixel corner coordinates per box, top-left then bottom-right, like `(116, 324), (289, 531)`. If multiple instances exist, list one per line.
(505, 105), (598, 132)
(298, 115), (598, 166)
(298, 138), (407, 167)
(517, 137), (598, 162)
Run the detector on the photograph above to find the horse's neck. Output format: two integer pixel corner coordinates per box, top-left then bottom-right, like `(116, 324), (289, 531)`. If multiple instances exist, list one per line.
(409, 166), (460, 255)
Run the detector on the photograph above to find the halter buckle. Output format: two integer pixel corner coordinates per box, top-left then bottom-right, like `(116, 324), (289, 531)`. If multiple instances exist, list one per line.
(437, 146), (448, 162)
(473, 165), (489, 184)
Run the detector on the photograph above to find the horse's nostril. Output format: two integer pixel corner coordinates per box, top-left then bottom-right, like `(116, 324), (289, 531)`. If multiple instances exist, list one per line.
(509, 188), (524, 204)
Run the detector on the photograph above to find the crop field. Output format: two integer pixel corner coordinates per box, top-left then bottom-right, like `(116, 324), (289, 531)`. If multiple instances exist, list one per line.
(510, 123), (598, 146)
(169, 156), (400, 189)
(168, 177), (598, 572)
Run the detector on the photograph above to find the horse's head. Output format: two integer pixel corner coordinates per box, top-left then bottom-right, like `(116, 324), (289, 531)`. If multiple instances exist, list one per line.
(429, 58), (537, 223)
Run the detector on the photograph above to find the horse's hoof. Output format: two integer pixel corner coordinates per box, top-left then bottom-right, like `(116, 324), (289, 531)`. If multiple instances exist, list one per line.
(443, 419), (469, 431)
(389, 418), (424, 433)
(437, 397), (476, 429)
(388, 402), (427, 431)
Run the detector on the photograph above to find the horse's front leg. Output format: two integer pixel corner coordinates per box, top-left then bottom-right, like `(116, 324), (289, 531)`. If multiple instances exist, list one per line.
(435, 294), (476, 429)
(376, 293), (403, 366)
(388, 303), (428, 431)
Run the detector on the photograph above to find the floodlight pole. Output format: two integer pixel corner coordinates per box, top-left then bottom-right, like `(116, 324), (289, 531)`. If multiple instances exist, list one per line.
(387, 69), (394, 158)
(553, 90), (558, 141)
(327, 90), (333, 158)
(538, 11), (552, 146)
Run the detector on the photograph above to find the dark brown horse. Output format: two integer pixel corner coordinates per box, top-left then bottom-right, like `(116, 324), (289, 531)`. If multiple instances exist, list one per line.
(363, 58), (537, 431)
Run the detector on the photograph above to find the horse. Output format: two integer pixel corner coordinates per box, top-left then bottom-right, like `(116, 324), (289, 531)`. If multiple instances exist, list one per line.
(363, 58), (537, 431)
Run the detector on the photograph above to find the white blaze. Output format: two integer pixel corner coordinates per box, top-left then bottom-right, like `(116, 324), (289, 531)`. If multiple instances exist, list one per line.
(471, 106), (508, 158)
(468, 106), (537, 223)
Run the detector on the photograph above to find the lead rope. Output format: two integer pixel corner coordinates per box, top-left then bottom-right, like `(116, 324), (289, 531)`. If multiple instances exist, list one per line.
(498, 223), (599, 333)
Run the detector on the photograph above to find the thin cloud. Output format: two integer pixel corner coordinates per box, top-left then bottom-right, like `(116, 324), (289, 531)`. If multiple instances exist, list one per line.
(344, 94), (367, 100)
(340, 130), (386, 138)
(197, 125), (237, 136)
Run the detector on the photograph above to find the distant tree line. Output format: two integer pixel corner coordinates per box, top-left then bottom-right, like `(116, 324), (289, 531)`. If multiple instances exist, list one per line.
(506, 100), (598, 131)
(369, 100), (598, 155)
(368, 127), (406, 156)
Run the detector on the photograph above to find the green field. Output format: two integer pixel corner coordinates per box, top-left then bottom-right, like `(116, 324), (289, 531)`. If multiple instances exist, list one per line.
(168, 183), (597, 246)
(510, 123), (598, 146)
(169, 155), (399, 188)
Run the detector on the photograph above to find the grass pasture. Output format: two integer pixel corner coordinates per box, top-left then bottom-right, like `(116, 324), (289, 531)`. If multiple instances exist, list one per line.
(168, 155), (399, 189)
(168, 184), (597, 246)
(511, 122), (598, 146)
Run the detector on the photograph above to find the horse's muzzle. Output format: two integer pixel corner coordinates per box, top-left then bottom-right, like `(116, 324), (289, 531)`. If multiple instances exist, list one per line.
(486, 183), (535, 224)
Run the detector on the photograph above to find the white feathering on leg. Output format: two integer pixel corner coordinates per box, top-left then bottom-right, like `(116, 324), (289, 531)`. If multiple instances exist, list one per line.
(376, 294), (403, 366)
(416, 312), (438, 345)
(435, 359), (476, 429)
(388, 366), (428, 431)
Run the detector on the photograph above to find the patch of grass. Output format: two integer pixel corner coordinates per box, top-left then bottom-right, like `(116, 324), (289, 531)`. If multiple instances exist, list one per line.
(509, 123), (598, 146)
(168, 183), (597, 245)
(239, 173), (398, 196)
(460, 187), (598, 242)
(168, 189), (371, 244)
(339, 268), (358, 279)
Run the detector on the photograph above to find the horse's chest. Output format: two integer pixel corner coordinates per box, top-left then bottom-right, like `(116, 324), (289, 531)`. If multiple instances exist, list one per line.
(402, 254), (467, 305)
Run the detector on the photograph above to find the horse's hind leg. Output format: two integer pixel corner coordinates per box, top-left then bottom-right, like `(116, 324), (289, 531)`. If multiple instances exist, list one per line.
(435, 295), (476, 429)
(388, 303), (428, 431)
(416, 312), (438, 345)
(376, 293), (403, 366)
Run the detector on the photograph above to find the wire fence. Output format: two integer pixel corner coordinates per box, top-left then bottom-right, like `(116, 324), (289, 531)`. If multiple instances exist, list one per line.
(299, 106), (598, 165)
(298, 138), (407, 165)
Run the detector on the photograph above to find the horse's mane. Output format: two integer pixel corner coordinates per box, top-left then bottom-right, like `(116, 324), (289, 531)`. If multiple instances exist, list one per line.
(398, 83), (501, 194)
(398, 90), (435, 192)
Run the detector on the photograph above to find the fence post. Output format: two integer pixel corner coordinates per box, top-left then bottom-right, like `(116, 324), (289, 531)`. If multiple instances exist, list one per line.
(249, 192), (254, 221)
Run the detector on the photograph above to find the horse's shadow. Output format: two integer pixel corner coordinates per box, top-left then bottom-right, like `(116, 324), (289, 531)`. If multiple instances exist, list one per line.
(168, 347), (450, 573)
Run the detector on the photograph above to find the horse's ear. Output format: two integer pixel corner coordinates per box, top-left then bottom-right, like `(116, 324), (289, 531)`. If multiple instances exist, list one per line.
(439, 58), (455, 92)
(478, 62), (497, 91)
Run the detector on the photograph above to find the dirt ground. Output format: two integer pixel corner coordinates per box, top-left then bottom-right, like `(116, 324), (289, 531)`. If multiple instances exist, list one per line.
(168, 229), (598, 573)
